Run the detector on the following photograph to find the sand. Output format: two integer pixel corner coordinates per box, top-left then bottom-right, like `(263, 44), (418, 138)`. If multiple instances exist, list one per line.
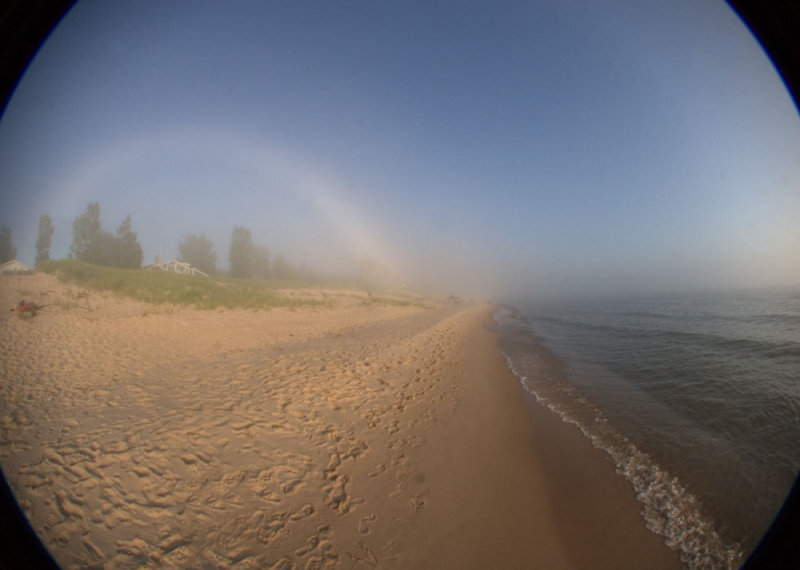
(0, 273), (681, 569)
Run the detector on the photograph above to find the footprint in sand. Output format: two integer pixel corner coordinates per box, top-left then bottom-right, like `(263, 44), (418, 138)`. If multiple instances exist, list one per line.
(289, 504), (314, 521)
(257, 512), (287, 544)
(295, 533), (338, 567)
(268, 557), (294, 570)
(324, 474), (350, 513)
(409, 496), (427, 511)
(348, 542), (378, 566)
(358, 513), (377, 534)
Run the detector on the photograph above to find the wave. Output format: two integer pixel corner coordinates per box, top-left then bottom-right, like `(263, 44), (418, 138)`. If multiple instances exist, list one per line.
(497, 292), (800, 566)
(498, 340), (744, 569)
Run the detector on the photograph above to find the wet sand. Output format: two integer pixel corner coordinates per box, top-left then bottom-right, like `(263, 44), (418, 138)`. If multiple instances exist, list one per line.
(0, 273), (680, 568)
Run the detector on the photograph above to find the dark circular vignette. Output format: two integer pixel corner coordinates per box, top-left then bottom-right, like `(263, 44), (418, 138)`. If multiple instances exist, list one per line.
(0, 4), (76, 569)
(0, 1), (77, 121)
(0, 1), (797, 568)
(727, 0), (800, 116)
(725, 4), (800, 568)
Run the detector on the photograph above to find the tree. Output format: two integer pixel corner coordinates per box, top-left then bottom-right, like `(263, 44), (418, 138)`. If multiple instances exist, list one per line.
(35, 214), (54, 265)
(96, 230), (118, 266)
(0, 224), (16, 263)
(70, 203), (143, 268)
(229, 226), (253, 278)
(252, 245), (271, 279)
(70, 202), (103, 263)
(178, 233), (217, 274)
(114, 215), (143, 268)
(272, 254), (296, 280)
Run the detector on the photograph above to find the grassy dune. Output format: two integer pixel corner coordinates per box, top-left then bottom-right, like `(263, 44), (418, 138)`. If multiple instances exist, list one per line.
(38, 259), (330, 310)
(37, 260), (425, 310)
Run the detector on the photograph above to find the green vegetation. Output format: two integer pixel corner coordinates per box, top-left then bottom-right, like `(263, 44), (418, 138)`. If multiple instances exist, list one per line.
(36, 214), (54, 265)
(23, 203), (427, 308)
(70, 202), (143, 268)
(39, 259), (329, 310)
(361, 295), (419, 308)
(178, 233), (217, 275)
(228, 225), (254, 278)
(0, 224), (16, 263)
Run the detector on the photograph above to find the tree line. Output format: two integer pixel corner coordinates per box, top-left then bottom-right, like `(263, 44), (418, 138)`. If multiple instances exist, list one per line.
(1, 202), (312, 282)
(1, 215), (55, 265)
(180, 225), (311, 281)
(70, 203), (143, 268)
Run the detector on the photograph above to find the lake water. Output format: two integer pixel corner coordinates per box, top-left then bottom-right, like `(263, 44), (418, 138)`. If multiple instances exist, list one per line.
(493, 287), (800, 569)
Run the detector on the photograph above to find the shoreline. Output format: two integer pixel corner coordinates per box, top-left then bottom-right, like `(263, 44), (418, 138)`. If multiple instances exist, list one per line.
(0, 274), (680, 568)
(520, 380), (683, 569)
(404, 306), (681, 569)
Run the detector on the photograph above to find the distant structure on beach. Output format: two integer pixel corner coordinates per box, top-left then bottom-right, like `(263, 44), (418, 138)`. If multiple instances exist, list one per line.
(0, 260), (33, 274)
(144, 259), (208, 277)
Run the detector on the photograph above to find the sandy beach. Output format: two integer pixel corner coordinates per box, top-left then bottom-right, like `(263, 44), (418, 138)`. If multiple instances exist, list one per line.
(0, 273), (680, 569)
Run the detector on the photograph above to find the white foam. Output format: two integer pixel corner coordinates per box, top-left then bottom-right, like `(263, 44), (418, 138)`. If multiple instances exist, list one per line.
(500, 347), (745, 569)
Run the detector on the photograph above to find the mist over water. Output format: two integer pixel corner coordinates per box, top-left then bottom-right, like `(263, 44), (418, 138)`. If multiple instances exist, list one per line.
(495, 287), (800, 569)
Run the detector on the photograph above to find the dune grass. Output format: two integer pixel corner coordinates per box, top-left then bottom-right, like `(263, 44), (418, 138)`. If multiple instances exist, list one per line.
(361, 295), (418, 307)
(38, 259), (330, 310)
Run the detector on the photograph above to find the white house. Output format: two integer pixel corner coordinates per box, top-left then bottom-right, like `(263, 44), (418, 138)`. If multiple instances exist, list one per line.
(0, 260), (33, 274)
(144, 259), (208, 277)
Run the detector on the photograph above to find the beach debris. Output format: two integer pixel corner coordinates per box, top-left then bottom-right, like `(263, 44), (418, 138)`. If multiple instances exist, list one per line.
(76, 291), (92, 311)
(11, 300), (43, 317)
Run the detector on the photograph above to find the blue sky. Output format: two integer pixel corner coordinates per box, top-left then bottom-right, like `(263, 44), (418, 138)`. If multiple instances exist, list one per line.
(1, 0), (798, 297)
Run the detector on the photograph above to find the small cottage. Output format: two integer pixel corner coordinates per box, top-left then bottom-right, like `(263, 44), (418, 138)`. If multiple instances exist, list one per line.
(144, 259), (208, 277)
(0, 260), (33, 274)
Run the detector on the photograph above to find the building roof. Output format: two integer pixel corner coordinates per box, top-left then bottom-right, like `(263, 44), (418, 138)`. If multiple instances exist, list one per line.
(144, 259), (208, 277)
(0, 260), (33, 274)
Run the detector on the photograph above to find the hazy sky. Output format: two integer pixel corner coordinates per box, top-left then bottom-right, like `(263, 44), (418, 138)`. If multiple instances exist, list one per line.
(1, 0), (798, 298)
